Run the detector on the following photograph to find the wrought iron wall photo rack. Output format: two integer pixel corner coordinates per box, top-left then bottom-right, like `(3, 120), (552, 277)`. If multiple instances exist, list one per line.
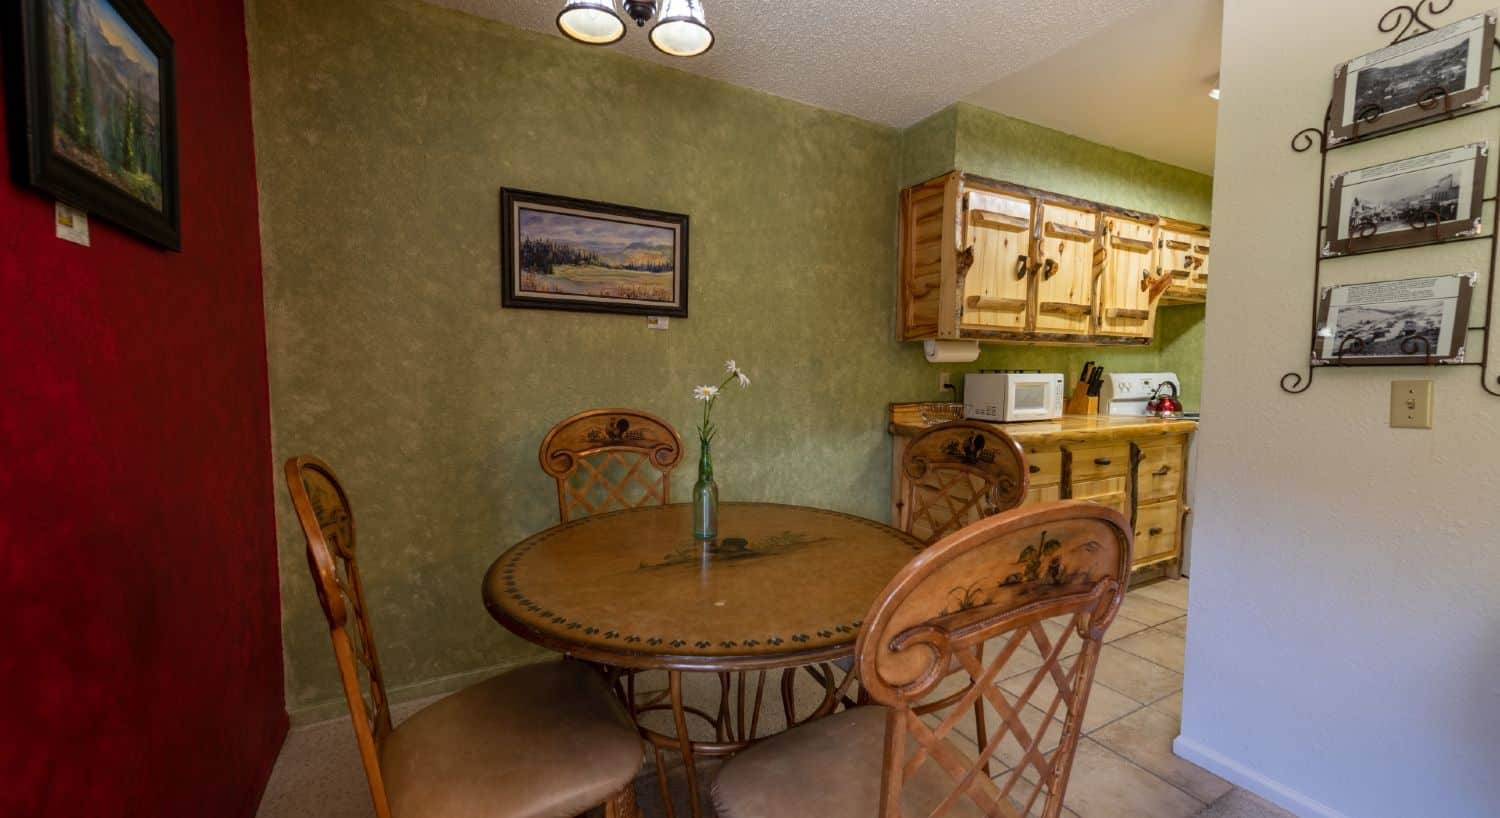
(1283, 0), (1500, 397)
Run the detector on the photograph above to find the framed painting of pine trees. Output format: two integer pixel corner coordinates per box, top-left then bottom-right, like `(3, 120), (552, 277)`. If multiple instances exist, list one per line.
(4, 0), (179, 249)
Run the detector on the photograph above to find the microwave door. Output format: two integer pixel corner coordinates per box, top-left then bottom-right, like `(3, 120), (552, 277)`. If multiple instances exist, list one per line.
(1011, 381), (1050, 419)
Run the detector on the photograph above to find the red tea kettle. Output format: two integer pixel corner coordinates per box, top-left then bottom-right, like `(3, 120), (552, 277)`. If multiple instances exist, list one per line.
(1146, 381), (1183, 417)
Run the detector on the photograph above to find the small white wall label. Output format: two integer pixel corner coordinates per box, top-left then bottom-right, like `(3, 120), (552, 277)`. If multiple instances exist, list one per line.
(647, 316), (670, 331)
(55, 202), (90, 247)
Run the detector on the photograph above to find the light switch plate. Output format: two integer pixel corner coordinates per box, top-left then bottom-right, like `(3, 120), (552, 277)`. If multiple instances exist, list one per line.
(1390, 380), (1433, 429)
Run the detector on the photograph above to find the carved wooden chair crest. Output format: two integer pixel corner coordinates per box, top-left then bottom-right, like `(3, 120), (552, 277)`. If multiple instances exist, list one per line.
(539, 408), (684, 522)
(902, 421), (1029, 544)
(284, 456), (394, 813)
(858, 502), (1131, 817)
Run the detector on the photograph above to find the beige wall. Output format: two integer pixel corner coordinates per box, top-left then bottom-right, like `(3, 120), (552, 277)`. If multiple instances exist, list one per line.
(1182, 1), (1500, 815)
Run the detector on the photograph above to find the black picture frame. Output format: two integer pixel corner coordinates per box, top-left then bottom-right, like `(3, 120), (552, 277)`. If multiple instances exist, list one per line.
(500, 188), (689, 318)
(3, 0), (180, 249)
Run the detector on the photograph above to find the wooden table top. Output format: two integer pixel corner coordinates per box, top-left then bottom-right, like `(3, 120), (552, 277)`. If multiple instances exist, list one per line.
(889, 404), (1197, 445)
(483, 502), (924, 671)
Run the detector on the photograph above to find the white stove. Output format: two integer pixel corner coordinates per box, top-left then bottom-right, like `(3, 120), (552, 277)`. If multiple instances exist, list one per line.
(1099, 372), (1182, 416)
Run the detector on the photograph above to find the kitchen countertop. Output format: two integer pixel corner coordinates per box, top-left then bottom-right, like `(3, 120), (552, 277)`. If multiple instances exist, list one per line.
(888, 404), (1197, 446)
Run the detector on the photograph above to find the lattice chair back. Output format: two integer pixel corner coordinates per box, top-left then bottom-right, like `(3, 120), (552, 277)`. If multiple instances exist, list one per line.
(902, 421), (1029, 544)
(284, 456), (395, 818)
(539, 408), (685, 522)
(856, 501), (1131, 818)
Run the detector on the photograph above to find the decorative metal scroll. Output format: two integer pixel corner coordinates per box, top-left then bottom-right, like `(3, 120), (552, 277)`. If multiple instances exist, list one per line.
(1282, 2), (1500, 397)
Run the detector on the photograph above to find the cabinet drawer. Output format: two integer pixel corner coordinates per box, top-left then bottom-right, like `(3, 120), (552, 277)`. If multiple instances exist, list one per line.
(1023, 483), (1061, 506)
(1134, 500), (1181, 563)
(1069, 476), (1128, 518)
(1066, 443), (1130, 482)
(1136, 440), (1185, 502)
(1024, 447), (1062, 486)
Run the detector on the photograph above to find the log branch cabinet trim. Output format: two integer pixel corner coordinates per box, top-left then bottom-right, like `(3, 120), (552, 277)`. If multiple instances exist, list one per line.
(888, 404), (1196, 574)
(899, 171), (1209, 345)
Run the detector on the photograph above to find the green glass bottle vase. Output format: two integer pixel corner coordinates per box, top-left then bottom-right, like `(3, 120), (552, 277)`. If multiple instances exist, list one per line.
(692, 439), (719, 540)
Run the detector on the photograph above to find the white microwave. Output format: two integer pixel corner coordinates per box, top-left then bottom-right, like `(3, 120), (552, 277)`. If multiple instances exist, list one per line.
(963, 372), (1066, 422)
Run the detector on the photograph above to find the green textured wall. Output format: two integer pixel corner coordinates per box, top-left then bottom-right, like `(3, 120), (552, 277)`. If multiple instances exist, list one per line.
(250, 0), (1212, 716)
(248, 0), (939, 715)
(898, 106), (958, 188)
(900, 103), (1212, 410)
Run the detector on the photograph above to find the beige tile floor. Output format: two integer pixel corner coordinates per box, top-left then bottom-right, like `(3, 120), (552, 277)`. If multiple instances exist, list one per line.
(255, 578), (1284, 818)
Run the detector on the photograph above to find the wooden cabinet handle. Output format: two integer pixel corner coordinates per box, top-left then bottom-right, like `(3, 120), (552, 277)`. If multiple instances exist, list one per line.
(1093, 457), (1112, 466)
(1015, 254), (1029, 280)
(1041, 258), (1058, 280)
(1029, 464), (1041, 474)
(1148, 526), (1164, 536)
(1152, 465), (1172, 476)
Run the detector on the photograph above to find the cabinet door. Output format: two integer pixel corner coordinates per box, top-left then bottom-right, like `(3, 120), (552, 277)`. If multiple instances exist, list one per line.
(960, 190), (1034, 333)
(1068, 476), (1129, 518)
(1032, 203), (1099, 335)
(1023, 483), (1061, 506)
(1133, 499), (1181, 565)
(1160, 228), (1209, 302)
(1097, 216), (1160, 337)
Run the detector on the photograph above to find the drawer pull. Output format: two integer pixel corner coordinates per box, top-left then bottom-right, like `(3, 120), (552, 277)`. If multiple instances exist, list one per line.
(1148, 526), (1164, 536)
(1093, 457), (1112, 466)
(1015, 254), (1030, 280)
(1029, 464), (1041, 474)
(1152, 465), (1172, 476)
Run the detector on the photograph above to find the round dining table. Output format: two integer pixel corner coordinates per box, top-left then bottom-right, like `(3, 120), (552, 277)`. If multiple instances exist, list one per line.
(483, 501), (923, 818)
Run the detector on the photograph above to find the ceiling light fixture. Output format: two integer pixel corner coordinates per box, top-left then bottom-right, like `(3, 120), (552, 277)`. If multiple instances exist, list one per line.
(556, 0), (714, 57)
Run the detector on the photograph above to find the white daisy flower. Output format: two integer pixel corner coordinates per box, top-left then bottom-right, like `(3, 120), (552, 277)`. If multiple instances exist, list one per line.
(693, 385), (720, 401)
(735, 371), (750, 388)
(724, 359), (739, 375)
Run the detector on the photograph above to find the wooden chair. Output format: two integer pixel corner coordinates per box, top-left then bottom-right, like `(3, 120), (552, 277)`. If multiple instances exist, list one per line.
(714, 501), (1132, 818)
(285, 456), (643, 818)
(900, 421), (1029, 544)
(539, 408), (684, 522)
(794, 422), (1029, 735)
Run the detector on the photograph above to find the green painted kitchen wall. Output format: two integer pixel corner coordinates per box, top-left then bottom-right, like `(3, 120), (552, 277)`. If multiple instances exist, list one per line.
(899, 103), (1212, 411)
(249, 0), (1212, 716)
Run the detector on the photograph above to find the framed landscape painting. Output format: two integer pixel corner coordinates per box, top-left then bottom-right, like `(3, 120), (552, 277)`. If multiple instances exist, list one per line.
(501, 188), (688, 317)
(4, 0), (179, 249)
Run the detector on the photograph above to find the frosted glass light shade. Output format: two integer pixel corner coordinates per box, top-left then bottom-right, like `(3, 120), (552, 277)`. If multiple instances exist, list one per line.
(650, 0), (713, 57)
(557, 0), (625, 45)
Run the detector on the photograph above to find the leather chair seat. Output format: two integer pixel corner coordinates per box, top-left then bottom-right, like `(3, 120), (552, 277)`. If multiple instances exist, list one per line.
(380, 660), (642, 818)
(712, 705), (986, 818)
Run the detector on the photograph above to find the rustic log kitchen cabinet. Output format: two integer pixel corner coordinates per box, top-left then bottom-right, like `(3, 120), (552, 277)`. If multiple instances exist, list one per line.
(889, 406), (1197, 574)
(898, 172), (1209, 345)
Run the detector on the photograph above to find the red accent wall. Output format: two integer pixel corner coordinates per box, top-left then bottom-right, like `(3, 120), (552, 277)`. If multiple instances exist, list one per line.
(0, 2), (286, 816)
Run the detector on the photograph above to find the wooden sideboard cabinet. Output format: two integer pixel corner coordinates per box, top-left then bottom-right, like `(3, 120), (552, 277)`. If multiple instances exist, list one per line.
(898, 171), (1209, 345)
(889, 404), (1196, 574)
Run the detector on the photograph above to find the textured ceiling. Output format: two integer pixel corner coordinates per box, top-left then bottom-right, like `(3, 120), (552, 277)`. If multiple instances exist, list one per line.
(963, 0), (1222, 173)
(425, 0), (1167, 128)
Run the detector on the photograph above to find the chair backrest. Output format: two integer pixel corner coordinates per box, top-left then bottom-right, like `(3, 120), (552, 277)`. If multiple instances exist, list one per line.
(284, 456), (394, 818)
(539, 408), (684, 522)
(856, 501), (1131, 818)
(901, 421), (1029, 544)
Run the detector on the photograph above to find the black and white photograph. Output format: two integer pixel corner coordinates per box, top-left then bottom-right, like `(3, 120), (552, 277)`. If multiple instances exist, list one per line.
(1314, 274), (1474, 366)
(1323, 143), (1486, 256)
(1329, 11), (1496, 144)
